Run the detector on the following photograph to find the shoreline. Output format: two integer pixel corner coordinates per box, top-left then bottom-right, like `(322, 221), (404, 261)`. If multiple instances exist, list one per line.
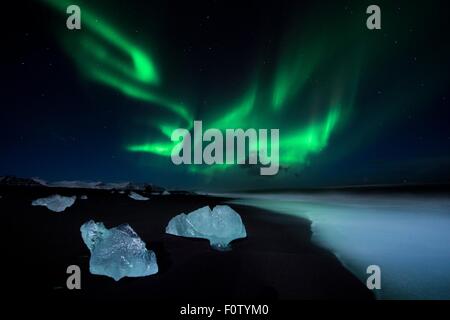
(226, 192), (450, 300)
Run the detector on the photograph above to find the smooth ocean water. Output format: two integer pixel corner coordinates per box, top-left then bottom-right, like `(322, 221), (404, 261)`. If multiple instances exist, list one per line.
(224, 193), (450, 299)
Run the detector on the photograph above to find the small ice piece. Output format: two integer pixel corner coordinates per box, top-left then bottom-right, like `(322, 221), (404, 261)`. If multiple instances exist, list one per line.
(32, 195), (76, 212)
(80, 195), (88, 200)
(80, 220), (158, 281)
(166, 205), (247, 250)
(162, 190), (170, 195)
(128, 191), (149, 201)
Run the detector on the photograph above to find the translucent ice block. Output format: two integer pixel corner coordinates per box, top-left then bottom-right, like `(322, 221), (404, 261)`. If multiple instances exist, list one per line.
(80, 220), (158, 281)
(166, 205), (247, 250)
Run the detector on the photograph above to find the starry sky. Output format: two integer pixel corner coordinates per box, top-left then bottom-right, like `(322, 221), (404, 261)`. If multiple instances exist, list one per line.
(2, 0), (450, 190)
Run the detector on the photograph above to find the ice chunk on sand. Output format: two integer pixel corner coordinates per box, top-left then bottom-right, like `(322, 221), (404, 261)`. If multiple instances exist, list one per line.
(162, 190), (170, 195)
(128, 191), (149, 201)
(32, 195), (76, 212)
(80, 195), (88, 200)
(166, 205), (247, 250)
(80, 220), (158, 281)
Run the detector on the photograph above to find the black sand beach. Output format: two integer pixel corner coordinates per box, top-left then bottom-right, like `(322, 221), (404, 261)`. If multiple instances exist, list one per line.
(1, 186), (373, 301)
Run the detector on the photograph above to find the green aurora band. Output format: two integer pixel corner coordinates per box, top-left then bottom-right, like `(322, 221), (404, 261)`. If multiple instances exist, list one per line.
(41, 0), (192, 125)
(41, 0), (364, 177)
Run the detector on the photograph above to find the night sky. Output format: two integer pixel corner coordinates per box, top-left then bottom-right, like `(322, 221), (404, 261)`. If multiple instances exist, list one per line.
(3, 0), (450, 190)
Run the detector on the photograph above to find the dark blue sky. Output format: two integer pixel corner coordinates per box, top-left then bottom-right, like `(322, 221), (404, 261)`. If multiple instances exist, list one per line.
(2, 0), (450, 190)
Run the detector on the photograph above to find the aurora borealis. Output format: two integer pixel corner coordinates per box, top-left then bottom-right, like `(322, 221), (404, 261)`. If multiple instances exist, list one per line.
(3, 0), (450, 190)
